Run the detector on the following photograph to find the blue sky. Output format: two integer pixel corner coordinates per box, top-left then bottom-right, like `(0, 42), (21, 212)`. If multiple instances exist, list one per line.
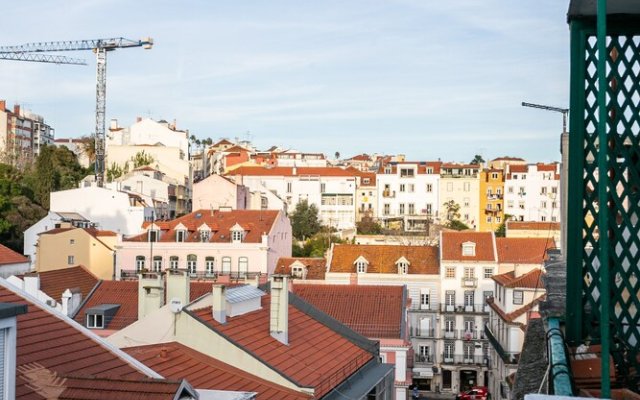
(0, 0), (570, 162)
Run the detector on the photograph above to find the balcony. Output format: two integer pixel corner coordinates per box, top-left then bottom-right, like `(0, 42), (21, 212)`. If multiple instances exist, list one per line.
(440, 303), (489, 314)
(484, 324), (520, 365)
(408, 302), (439, 312)
(486, 194), (503, 200)
(441, 329), (484, 340)
(410, 327), (436, 338)
(414, 354), (435, 364)
(441, 354), (490, 366)
(120, 270), (262, 281)
(382, 190), (396, 198)
(461, 277), (478, 288)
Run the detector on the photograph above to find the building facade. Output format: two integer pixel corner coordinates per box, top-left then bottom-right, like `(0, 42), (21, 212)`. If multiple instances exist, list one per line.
(504, 163), (561, 223)
(478, 169), (506, 232)
(440, 164), (481, 230)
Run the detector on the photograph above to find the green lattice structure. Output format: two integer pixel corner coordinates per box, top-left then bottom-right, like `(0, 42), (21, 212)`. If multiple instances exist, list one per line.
(566, 1), (640, 392)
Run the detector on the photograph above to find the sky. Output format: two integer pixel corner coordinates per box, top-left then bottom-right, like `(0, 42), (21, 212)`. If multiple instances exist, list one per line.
(0, 0), (570, 163)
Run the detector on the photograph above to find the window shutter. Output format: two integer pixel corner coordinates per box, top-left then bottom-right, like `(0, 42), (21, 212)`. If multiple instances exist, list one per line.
(0, 328), (6, 397)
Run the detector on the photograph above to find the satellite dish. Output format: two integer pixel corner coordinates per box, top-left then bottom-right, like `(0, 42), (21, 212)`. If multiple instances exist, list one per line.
(170, 297), (183, 313)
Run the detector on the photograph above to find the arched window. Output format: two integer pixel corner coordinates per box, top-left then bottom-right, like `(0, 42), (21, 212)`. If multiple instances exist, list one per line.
(221, 257), (231, 274)
(205, 257), (215, 275)
(238, 257), (248, 276)
(169, 256), (179, 269)
(187, 254), (197, 274)
(153, 256), (162, 272)
(135, 256), (145, 272)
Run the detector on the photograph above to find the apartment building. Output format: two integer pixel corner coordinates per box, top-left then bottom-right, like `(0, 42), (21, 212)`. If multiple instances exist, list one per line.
(376, 161), (441, 232)
(0, 100), (55, 166)
(440, 163), (481, 230)
(117, 209), (291, 278)
(504, 163), (561, 223)
(478, 169), (506, 232)
(345, 153), (376, 171)
(356, 172), (378, 222)
(226, 166), (360, 230)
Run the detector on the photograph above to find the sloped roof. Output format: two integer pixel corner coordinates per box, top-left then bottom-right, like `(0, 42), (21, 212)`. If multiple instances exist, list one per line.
(51, 376), (192, 400)
(293, 284), (405, 339)
(0, 282), (173, 399)
(487, 295), (545, 323)
(441, 231), (496, 262)
(492, 268), (544, 289)
(274, 258), (326, 280)
(329, 244), (439, 274)
(37, 266), (100, 302)
(0, 243), (28, 265)
(124, 342), (310, 400)
(226, 166), (359, 177)
(496, 237), (555, 264)
(377, 161), (442, 174)
(507, 221), (561, 231)
(189, 294), (374, 398)
(349, 154), (372, 161)
(127, 209), (280, 243)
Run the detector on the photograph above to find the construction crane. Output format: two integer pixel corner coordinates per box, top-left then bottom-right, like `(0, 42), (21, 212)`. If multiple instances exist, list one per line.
(521, 102), (569, 134)
(0, 37), (154, 187)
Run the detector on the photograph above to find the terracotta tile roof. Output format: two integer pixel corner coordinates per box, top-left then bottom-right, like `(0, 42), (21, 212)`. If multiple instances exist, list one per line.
(329, 244), (439, 274)
(189, 295), (374, 398)
(212, 139), (233, 147)
(127, 209), (280, 243)
(0, 243), (28, 265)
(536, 162), (559, 172)
(358, 172), (376, 186)
(506, 221), (561, 231)
(377, 161), (441, 174)
(492, 268), (544, 289)
(55, 376), (190, 400)
(496, 237), (555, 264)
(0, 282), (170, 400)
(441, 162), (480, 169)
(124, 342), (310, 400)
(40, 227), (117, 238)
(508, 164), (528, 173)
(37, 266), (100, 302)
(226, 166), (359, 177)
(487, 295), (545, 323)
(293, 284), (404, 339)
(274, 257), (326, 280)
(349, 154), (372, 161)
(441, 231), (496, 262)
(223, 145), (250, 153)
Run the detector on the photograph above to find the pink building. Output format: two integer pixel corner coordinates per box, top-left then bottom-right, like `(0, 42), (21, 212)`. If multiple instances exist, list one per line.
(116, 209), (291, 279)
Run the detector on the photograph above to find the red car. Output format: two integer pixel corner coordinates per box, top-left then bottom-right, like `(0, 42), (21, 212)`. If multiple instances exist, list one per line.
(456, 386), (489, 400)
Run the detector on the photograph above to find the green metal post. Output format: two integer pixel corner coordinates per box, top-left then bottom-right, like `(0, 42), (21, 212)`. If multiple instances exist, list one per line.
(596, 0), (611, 397)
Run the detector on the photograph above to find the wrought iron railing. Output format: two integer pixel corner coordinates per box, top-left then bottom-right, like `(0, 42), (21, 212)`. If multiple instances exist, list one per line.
(484, 324), (520, 365)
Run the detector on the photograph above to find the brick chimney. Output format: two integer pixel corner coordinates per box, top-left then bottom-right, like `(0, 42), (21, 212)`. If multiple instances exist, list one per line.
(269, 275), (289, 345)
(212, 285), (226, 324)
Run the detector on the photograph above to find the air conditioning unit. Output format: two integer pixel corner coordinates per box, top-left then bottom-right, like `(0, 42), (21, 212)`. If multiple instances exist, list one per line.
(45, 299), (57, 307)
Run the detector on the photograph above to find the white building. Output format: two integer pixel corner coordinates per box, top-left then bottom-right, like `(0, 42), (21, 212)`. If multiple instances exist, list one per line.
(376, 161), (442, 231)
(226, 166), (360, 230)
(504, 163), (561, 223)
(0, 243), (31, 278)
(439, 163), (481, 230)
(55, 138), (92, 168)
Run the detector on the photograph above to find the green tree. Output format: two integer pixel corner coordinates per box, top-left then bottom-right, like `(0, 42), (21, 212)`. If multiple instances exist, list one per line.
(106, 162), (125, 182)
(357, 212), (383, 235)
(292, 232), (345, 257)
(443, 200), (470, 231)
(79, 135), (96, 165)
(290, 199), (321, 240)
(131, 150), (155, 168)
(495, 214), (512, 237)
(470, 154), (485, 165)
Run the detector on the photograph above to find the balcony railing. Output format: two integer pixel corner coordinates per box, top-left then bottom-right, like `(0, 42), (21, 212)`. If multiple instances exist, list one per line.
(440, 303), (490, 314)
(409, 302), (440, 312)
(414, 354), (435, 364)
(120, 269), (262, 281)
(486, 194), (503, 200)
(410, 327), (436, 338)
(441, 329), (484, 340)
(484, 324), (520, 365)
(441, 354), (490, 366)
(461, 277), (478, 288)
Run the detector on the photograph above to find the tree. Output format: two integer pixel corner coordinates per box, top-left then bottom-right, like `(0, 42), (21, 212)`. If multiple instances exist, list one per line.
(334, 151), (340, 160)
(357, 212), (383, 235)
(290, 199), (321, 241)
(442, 200), (470, 231)
(131, 150), (154, 168)
(79, 136), (96, 165)
(106, 162), (125, 182)
(495, 214), (512, 237)
(470, 154), (485, 165)
(292, 232), (345, 257)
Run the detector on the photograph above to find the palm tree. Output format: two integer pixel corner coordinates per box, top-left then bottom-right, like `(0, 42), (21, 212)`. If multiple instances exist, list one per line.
(79, 136), (96, 165)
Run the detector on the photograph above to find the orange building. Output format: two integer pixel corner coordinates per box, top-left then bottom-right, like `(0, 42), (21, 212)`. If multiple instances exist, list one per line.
(478, 169), (505, 232)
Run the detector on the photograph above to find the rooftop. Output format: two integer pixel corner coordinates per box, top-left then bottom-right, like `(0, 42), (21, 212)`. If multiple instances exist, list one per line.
(496, 237), (555, 264)
(0, 243), (28, 265)
(274, 257), (327, 280)
(329, 244), (440, 275)
(507, 221), (561, 231)
(226, 166), (359, 177)
(36, 265), (100, 302)
(441, 231), (496, 262)
(492, 268), (545, 289)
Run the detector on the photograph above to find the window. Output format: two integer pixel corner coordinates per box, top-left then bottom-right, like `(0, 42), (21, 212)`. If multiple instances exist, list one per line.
(444, 342), (455, 360)
(148, 230), (158, 242)
(486, 216), (492, 222)
(408, 203), (415, 215)
(445, 266), (456, 278)
(383, 204), (390, 215)
(87, 314), (104, 329)
(462, 243), (476, 256)
(513, 290), (524, 305)
(286, 182), (292, 193)
(426, 203), (432, 215)
(363, 178), (370, 185)
(522, 174), (527, 179)
(484, 268), (494, 279)
(200, 230), (210, 242)
(320, 183), (326, 193)
(464, 267), (475, 279)
(426, 167), (434, 174)
(519, 202), (525, 209)
(496, 216), (501, 223)
(463, 182), (471, 192)
(135, 256), (145, 271)
(398, 262), (408, 274)
(552, 201), (558, 209)
(464, 291), (475, 307)
(187, 254), (197, 274)
(176, 230), (186, 242)
(408, 184), (415, 193)
(519, 187), (525, 195)
(153, 256), (162, 272)
(67, 255), (75, 265)
(399, 204), (405, 215)
(426, 184), (433, 193)
(400, 168), (415, 178)
(399, 184), (406, 192)
(541, 201), (547, 208)
(463, 343), (474, 361)
(169, 256), (179, 269)
(420, 292), (430, 309)
(446, 182), (453, 191)
(205, 257), (215, 274)
(222, 257), (231, 274)
(497, 187), (502, 195)
(356, 261), (367, 273)
(444, 318), (455, 332)
(541, 216), (547, 222)
(541, 187), (548, 195)
(487, 203), (492, 210)
(238, 257), (248, 276)
(445, 290), (455, 306)
(69, 239), (75, 245)
(232, 230), (243, 242)
(491, 172), (498, 179)
(552, 186), (558, 194)
(508, 186), (514, 194)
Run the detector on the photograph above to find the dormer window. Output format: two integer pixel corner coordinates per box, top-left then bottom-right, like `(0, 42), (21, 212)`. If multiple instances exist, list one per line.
(395, 256), (410, 274)
(230, 223), (245, 243)
(176, 230), (186, 242)
(200, 230), (210, 242)
(87, 314), (104, 329)
(290, 261), (307, 279)
(148, 229), (159, 242)
(462, 242), (476, 257)
(354, 256), (369, 273)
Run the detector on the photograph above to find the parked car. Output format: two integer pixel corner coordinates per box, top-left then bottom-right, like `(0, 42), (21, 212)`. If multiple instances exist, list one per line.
(456, 386), (489, 400)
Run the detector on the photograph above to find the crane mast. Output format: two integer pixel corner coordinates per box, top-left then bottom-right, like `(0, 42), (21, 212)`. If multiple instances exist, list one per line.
(0, 37), (153, 187)
(521, 101), (569, 134)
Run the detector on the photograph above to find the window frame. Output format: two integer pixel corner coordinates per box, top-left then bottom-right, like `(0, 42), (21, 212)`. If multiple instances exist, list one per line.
(86, 313), (104, 329)
(513, 290), (524, 305)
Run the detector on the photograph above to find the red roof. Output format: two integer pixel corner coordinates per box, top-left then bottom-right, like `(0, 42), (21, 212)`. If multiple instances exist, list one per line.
(507, 221), (561, 231)
(37, 266), (99, 302)
(40, 227), (116, 237)
(52, 376), (190, 400)
(226, 166), (359, 177)
(293, 284), (405, 339)
(349, 154), (372, 161)
(377, 161), (442, 174)
(127, 209), (280, 243)
(190, 294), (373, 398)
(0, 243), (28, 265)
(441, 231), (496, 262)
(124, 342), (310, 400)
(496, 237), (555, 264)
(508, 164), (528, 173)
(492, 268), (544, 289)
(274, 257), (326, 280)
(487, 295), (545, 323)
(329, 244), (439, 274)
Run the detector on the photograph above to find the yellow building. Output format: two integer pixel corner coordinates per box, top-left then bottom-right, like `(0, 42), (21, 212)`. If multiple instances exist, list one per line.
(36, 223), (117, 280)
(478, 169), (505, 232)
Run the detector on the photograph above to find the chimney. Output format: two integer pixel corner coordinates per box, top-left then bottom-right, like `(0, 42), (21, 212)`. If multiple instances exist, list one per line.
(292, 166), (297, 176)
(166, 269), (190, 307)
(0, 100), (5, 112)
(61, 288), (82, 316)
(138, 273), (164, 319)
(136, 116), (142, 123)
(212, 285), (226, 324)
(269, 275), (289, 345)
(23, 274), (40, 296)
(13, 104), (20, 116)
(110, 119), (118, 130)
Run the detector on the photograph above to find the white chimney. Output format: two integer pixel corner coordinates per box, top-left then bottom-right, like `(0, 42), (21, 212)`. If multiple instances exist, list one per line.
(292, 166), (297, 176)
(166, 269), (190, 307)
(138, 273), (164, 319)
(23, 274), (40, 296)
(110, 118), (118, 130)
(212, 285), (226, 324)
(61, 288), (82, 316)
(270, 275), (289, 345)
